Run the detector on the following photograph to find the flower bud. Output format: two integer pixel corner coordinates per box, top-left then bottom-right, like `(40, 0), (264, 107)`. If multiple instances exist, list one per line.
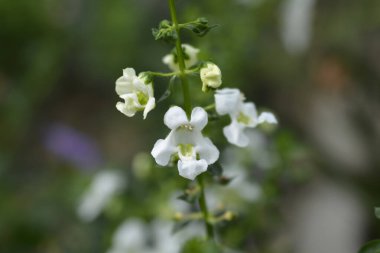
(200, 62), (222, 92)
(162, 44), (200, 71)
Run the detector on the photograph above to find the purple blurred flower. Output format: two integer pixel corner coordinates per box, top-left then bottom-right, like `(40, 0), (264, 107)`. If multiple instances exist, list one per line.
(43, 124), (103, 170)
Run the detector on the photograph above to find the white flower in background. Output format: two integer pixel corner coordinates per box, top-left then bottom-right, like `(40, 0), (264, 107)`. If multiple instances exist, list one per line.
(200, 62), (222, 92)
(115, 68), (155, 119)
(106, 219), (147, 253)
(77, 170), (125, 222)
(151, 106), (219, 180)
(162, 44), (200, 71)
(106, 218), (203, 253)
(215, 88), (277, 147)
(281, 0), (316, 55)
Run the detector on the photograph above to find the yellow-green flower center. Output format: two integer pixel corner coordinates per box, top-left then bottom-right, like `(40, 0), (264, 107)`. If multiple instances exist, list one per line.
(237, 112), (250, 125)
(178, 144), (194, 157)
(136, 91), (148, 105)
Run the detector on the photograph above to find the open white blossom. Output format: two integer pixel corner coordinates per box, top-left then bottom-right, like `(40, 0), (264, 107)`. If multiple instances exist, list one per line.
(151, 106), (219, 180)
(115, 68), (155, 119)
(200, 62), (222, 92)
(162, 44), (200, 71)
(77, 170), (126, 222)
(215, 88), (277, 147)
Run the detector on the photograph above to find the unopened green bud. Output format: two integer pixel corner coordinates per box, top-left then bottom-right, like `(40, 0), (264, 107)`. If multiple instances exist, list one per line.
(181, 17), (217, 37)
(152, 19), (177, 43)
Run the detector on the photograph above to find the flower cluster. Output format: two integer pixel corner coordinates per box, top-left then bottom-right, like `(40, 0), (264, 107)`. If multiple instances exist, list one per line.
(108, 3), (282, 249)
(114, 44), (276, 180)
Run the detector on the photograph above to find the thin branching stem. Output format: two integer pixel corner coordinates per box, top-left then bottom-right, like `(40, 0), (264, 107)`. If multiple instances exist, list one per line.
(168, 0), (215, 241)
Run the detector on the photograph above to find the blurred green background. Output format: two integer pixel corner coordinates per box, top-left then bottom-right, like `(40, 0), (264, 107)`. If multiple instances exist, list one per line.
(1, 0), (380, 252)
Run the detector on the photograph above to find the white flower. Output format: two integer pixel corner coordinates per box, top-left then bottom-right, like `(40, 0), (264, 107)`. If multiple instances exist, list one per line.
(151, 106), (219, 180)
(115, 68), (155, 119)
(162, 44), (200, 71)
(200, 62), (222, 92)
(106, 219), (147, 253)
(77, 170), (126, 222)
(215, 88), (277, 147)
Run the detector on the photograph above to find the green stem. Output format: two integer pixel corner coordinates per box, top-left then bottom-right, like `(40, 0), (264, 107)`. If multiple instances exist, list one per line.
(146, 71), (176, 77)
(204, 103), (215, 111)
(168, 0), (214, 241)
(197, 174), (215, 240)
(168, 0), (191, 117)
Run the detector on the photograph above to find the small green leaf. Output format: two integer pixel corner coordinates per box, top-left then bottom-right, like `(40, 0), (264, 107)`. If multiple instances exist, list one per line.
(158, 76), (176, 103)
(358, 240), (380, 253)
(208, 162), (223, 177)
(178, 184), (200, 204)
(172, 220), (191, 234)
(180, 237), (220, 253)
(217, 175), (234, 185)
(375, 207), (380, 219)
(181, 17), (218, 37)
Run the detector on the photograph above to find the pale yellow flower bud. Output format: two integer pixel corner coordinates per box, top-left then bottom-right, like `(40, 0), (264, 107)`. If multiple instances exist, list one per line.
(200, 62), (222, 92)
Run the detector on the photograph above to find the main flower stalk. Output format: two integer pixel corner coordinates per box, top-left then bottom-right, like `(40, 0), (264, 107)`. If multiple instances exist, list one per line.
(198, 174), (215, 240)
(168, 0), (214, 241)
(168, 0), (192, 117)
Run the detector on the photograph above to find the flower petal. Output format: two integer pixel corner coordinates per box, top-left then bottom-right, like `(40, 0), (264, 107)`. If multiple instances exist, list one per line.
(115, 77), (133, 96)
(223, 120), (249, 147)
(115, 68), (137, 96)
(258, 112), (278, 124)
(116, 102), (136, 117)
(190, 107), (208, 130)
(123, 68), (136, 77)
(215, 88), (242, 116)
(162, 54), (178, 72)
(182, 44), (200, 68)
(195, 137), (219, 164)
(178, 159), (208, 180)
(151, 132), (177, 166)
(241, 102), (258, 127)
(143, 97), (155, 119)
(164, 106), (189, 129)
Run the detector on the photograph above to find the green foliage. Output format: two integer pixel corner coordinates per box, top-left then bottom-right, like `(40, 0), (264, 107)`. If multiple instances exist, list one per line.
(180, 17), (217, 37)
(208, 162), (223, 177)
(208, 162), (233, 185)
(152, 20), (177, 43)
(158, 76), (177, 103)
(180, 237), (220, 253)
(178, 184), (200, 204)
(358, 240), (380, 253)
